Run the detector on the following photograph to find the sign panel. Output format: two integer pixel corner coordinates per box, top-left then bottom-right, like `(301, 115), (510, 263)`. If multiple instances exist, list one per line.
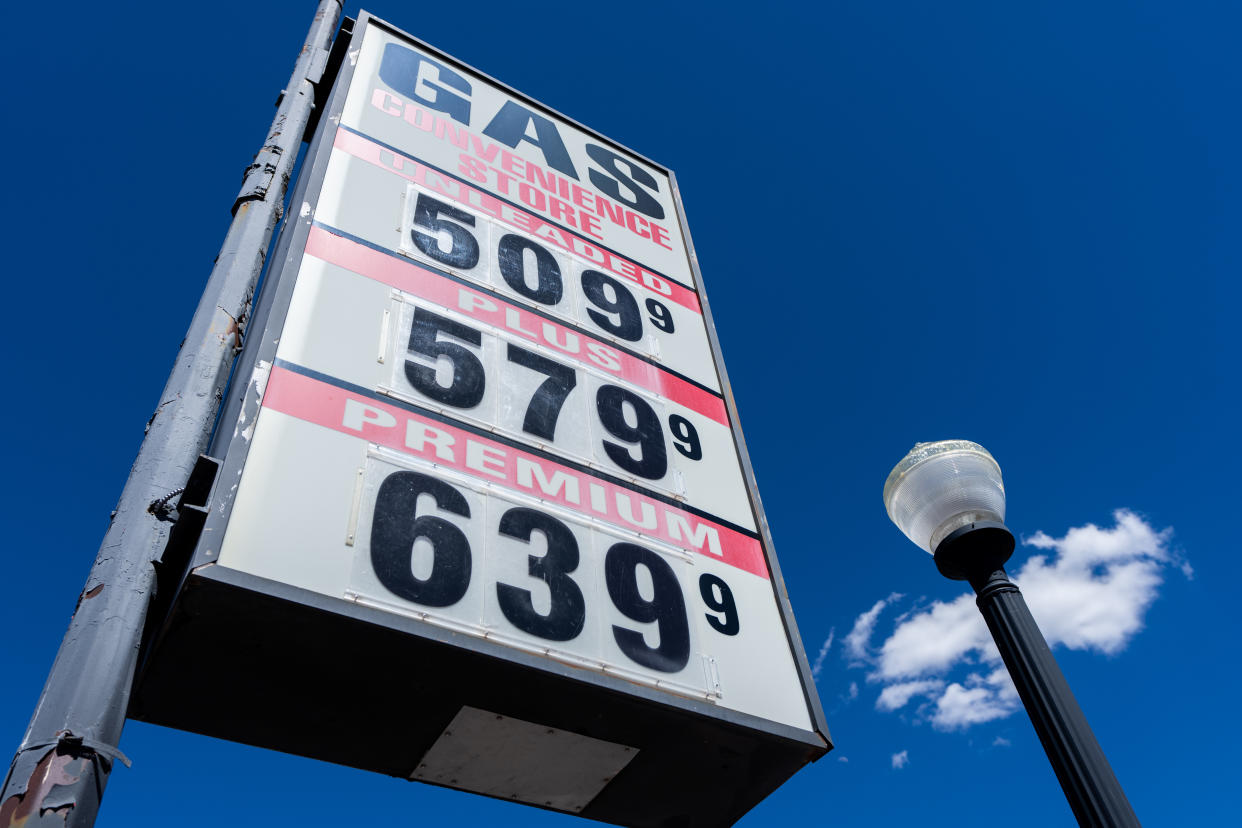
(135, 12), (828, 824)
(213, 15), (819, 730)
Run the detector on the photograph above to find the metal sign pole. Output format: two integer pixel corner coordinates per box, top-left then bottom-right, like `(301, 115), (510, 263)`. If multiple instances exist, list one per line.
(0, 3), (342, 826)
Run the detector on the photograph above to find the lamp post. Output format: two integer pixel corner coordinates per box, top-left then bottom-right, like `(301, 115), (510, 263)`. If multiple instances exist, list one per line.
(883, 440), (1140, 827)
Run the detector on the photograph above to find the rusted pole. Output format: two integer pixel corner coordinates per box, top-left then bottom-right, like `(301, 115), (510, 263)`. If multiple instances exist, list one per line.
(0, 3), (342, 826)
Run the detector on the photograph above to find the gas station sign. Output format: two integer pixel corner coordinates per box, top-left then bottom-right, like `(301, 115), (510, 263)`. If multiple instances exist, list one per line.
(134, 12), (829, 825)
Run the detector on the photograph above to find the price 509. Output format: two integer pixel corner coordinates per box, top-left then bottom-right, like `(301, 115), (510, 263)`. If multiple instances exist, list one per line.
(406, 192), (679, 346)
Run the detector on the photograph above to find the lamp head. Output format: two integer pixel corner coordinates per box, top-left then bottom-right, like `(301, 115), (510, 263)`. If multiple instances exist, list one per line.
(883, 440), (1007, 555)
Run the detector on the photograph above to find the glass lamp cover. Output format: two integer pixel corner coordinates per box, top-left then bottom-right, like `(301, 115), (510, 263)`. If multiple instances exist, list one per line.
(883, 440), (1006, 554)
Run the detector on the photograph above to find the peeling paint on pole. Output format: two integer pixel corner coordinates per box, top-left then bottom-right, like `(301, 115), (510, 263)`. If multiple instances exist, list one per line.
(0, 747), (89, 826)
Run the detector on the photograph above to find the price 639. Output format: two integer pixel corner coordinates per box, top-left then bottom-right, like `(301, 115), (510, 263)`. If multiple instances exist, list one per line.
(396, 304), (704, 485)
(404, 192), (680, 349)
(367, 469), (742, 675)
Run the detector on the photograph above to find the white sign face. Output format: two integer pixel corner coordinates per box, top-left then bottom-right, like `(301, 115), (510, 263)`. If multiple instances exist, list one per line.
(214, 19), (815, 733)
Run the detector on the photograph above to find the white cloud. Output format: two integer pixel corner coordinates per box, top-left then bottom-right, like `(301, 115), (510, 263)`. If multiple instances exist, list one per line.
(931, 671), (1020, 730)
(891, 750), (909, 769)
(846, 681), (859, 701)
(856, 510), (1180, 731)
(843, 593), (902, 662)
(983, 667), (1019, 702)
(837, 756), (849, 763)
(1018, 510), (1173, 655)
(811, 628), (835, 679)
(875, 679), (944, 712)
(874, 594), (992, 680)
(993, 737), (1011, 747)
(1024, 510), (1169, 570)
(931, 684), (1014, 729)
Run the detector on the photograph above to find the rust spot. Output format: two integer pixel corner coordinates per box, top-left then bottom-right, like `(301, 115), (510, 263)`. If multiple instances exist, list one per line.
(73, 584), (104, 614)
(215, 308), (243, 352)
(0, 748), (87, 827)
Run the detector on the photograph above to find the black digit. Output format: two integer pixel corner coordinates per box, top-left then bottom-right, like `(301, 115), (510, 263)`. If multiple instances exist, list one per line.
(406, 307), (486, 408)
(698, 574), (740, 636)
(507, 344), (577, 440)
(605, 542), (690, 672)
(581, 270), (642, 341)
(668, 414), (702, 461)
(411, 193), (480, 269)
(496, 507), (585, 641)
(596, 385), (667, 479)
(370, 471), (471, 607)
(497, 234), (563, 304)
(645, 297), (675, 333)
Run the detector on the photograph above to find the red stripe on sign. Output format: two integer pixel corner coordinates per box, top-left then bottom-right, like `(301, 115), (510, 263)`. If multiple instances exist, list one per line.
(332, 128), (702, 315)
(262, 364), (768, 579)
(305, 226), (728, 425)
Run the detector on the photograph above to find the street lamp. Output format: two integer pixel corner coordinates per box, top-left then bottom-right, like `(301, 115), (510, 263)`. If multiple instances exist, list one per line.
(883, 440), (1140, 827)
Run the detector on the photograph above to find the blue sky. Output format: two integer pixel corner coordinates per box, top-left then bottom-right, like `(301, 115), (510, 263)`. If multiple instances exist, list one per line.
(3, 1), (1239, 825)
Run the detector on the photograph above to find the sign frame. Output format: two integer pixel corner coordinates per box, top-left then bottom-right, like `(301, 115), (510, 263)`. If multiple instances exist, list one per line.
(135, 10), (830, 823)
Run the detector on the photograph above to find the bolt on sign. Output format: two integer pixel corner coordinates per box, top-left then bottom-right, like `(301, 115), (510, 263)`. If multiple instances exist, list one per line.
(134, 11), (830, 826)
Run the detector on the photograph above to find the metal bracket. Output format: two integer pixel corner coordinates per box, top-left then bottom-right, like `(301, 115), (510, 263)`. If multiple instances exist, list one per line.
(153, 454), (220, 578)
(306, 46), (331, 86)
(232, 145), (285, 215)
(17, 732), (132, 770)
(235, 18), (353, 215)
(237, 15), (354, 217)
(303, 16), (354, 142)
(137, 455), (223, 678)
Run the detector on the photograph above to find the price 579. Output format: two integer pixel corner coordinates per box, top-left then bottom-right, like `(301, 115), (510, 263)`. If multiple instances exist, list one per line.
(398, 305), (704, 484)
